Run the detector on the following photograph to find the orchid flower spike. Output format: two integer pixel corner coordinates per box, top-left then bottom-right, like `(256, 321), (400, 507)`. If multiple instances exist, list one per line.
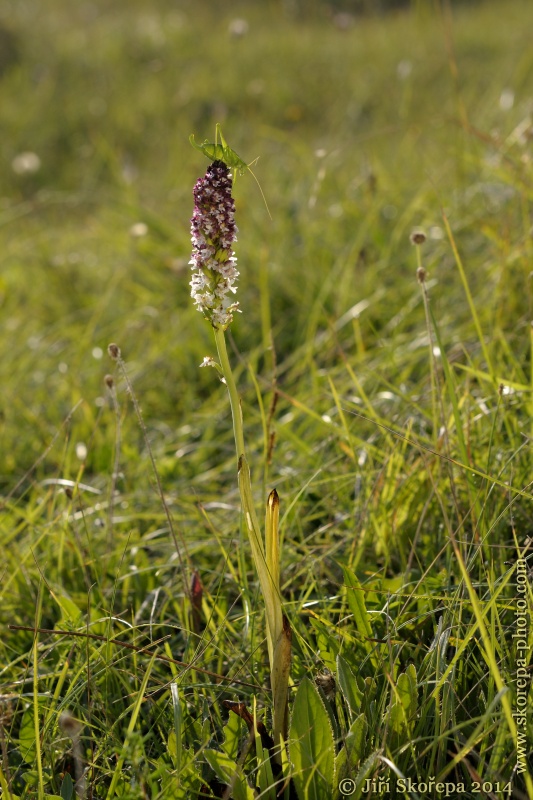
(189, 160), (240, 330)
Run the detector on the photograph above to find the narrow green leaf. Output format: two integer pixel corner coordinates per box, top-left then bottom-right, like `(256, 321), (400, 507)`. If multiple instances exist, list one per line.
(0, 762), (19, 799)
(167, 731), (176, 759)
(170, 682), (182, 774)
(397, 665), (417, 719)
(271, 615), (292, 753)
(265, 489), (291, 752)
(405, 663), (418, 718)
(289, 677), (335, 800)
(336, 654), (362, 719)
(309, 616), (338, 671)
(278, 726), (293, 800)
(341, 566), (378, 668)
(350, 751), (382, 800)
(18, 707), (37, 764)
(255, 723), (277, 800)
(427, 301), (482, 520)
(105, 656), (156, 799)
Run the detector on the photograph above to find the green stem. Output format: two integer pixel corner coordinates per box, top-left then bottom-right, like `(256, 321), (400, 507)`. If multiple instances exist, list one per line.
(214, 326), (246, 461)
(213, 325), (290, 751)
(214, 328), (268, 591)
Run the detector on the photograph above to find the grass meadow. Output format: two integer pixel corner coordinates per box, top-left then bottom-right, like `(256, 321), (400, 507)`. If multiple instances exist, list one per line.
(0, 0), (532, 797)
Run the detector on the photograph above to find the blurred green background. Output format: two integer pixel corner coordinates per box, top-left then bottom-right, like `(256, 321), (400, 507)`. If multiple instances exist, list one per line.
(1, 0), (532, 481)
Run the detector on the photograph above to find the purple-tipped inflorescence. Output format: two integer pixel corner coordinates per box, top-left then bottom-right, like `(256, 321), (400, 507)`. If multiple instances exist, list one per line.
(189, 160), (240, 329)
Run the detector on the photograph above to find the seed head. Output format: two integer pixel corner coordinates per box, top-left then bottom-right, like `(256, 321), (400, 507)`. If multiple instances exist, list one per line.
(315, 669), (336, 701)
(189, 161), (240, 329)
(417, 266), (427, 284)
(410, 230), (427, 246)
(107, 343), (121, 360)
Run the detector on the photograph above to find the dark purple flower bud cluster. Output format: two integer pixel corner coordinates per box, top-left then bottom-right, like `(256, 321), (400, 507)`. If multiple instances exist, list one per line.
(189, 160), (240, 329)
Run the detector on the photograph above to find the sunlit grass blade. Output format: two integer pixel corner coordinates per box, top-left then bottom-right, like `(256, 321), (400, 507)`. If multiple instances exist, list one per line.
(265, 489), (292, 752)
(170, 681), (182, 777)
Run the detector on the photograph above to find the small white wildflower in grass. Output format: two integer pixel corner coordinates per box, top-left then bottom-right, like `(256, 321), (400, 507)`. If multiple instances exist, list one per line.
(129, 222), (148, 238)
(12, 151), (41, 175)
(397, 59), (413, 80)
(333, 12), (354, 30)
(499, 88), (514, 110)
(228, 18), (249, 37)
(199, 356), (217, 368)
(429, 225), (444, 240)
(76, 442), (88, 460)
(189, 160), (240, 330)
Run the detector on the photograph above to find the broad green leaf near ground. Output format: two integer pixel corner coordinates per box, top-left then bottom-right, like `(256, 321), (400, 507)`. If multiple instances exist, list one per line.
(289, 678), (336, 800)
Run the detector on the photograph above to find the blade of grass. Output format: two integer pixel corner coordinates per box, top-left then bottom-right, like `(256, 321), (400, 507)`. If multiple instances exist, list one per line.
(105, 655), (156, 799)
(32, 581), (45, 800)
(442, 211), (495, 382)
